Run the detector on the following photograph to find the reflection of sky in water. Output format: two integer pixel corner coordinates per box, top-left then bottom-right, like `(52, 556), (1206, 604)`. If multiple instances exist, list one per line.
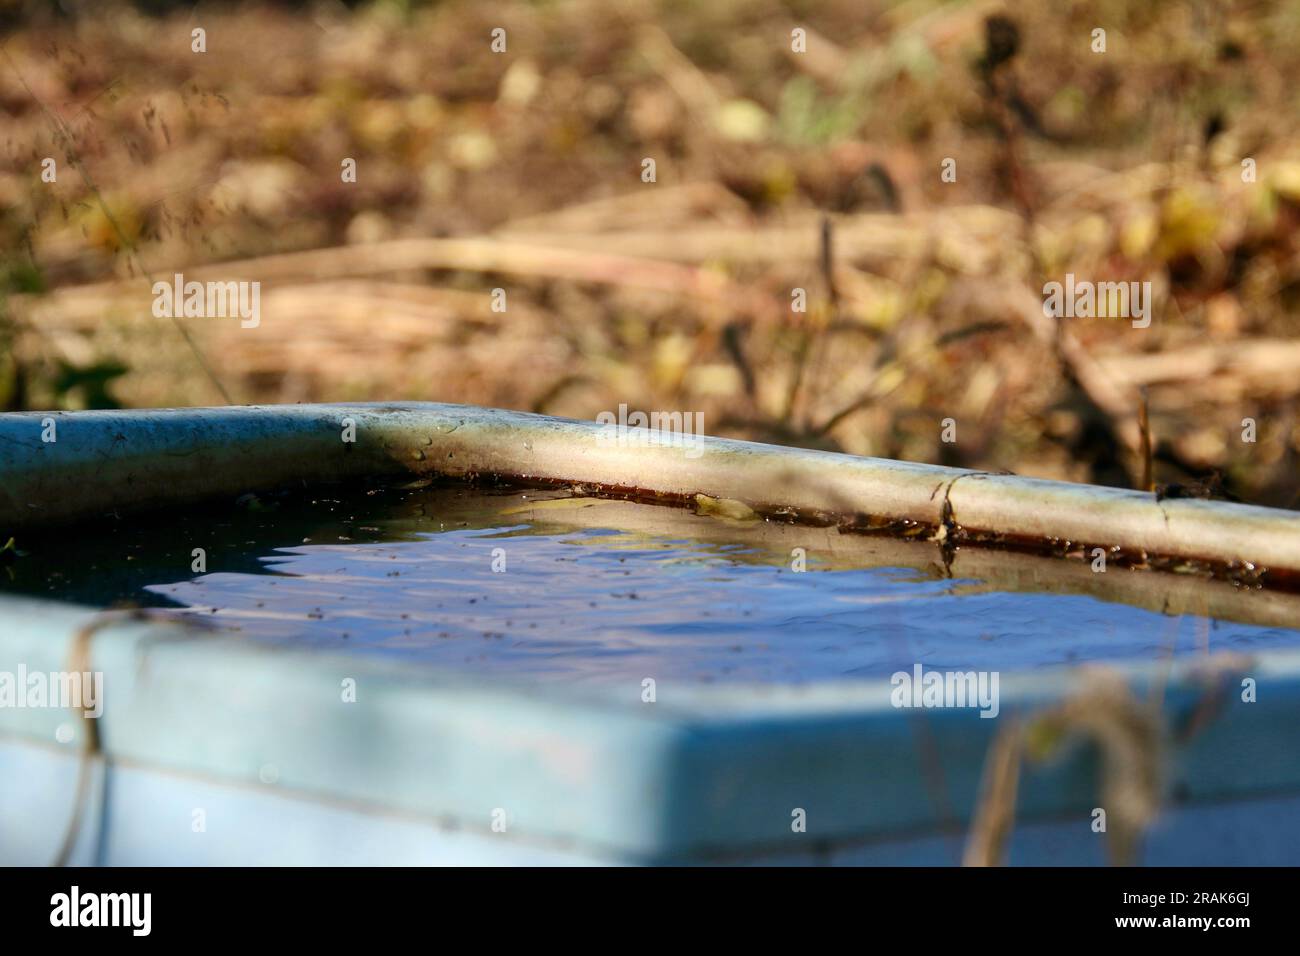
(146, 524), (1300, 686)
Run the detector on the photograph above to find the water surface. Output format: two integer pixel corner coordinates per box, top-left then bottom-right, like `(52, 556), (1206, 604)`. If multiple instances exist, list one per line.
(7, 482), (1299, 685)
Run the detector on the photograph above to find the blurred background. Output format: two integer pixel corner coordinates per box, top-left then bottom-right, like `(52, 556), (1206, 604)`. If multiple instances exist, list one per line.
(2, 0), (1299, 504)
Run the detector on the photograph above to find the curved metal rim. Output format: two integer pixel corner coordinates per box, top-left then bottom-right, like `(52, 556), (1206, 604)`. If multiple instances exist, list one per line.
(2, 402), (1299, 579)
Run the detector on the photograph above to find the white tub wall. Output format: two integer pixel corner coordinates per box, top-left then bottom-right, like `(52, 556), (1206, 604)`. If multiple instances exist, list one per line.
(0, 738), (601, 866)
(6, 737), (1299, 866)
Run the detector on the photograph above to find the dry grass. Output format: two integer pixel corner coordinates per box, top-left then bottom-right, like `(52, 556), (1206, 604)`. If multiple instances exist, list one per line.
(3, 0), (1300, 504)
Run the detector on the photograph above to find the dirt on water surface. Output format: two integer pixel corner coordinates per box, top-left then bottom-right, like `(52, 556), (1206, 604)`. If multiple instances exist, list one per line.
(5, 479), (1298, 686)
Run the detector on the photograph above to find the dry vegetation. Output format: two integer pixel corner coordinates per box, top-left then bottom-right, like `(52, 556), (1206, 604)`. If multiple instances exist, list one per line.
(2, 0), (1300, 504)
